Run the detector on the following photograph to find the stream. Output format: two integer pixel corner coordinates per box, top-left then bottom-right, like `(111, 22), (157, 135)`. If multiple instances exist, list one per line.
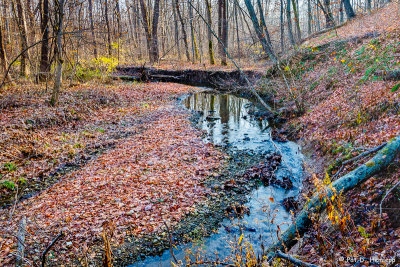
(132, 91), (304, 266)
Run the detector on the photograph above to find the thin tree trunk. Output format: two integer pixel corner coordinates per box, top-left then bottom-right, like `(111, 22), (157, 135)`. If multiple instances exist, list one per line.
(88, 0), (97, 59)
(286, 0), (296, 46)
(104, 0), (112, 56)
(50, 0), (65, 106)
(172, 0), (181, 60)
(0, 17), (12, 83)
(318, 0), (335, 28)
(39, 0), (49, 81)
(139, 0), (152, 61)
(133, 0), (143, 59)
(291, 0), (301, 41)
(308, 0), (312, 35)
(244, 0), (277, 63)
(188, 0), (199, 63)
(12, 0), (30, 77)
(339, 0), (344, 23)
(221, 0), (228, 65)
(234, 0), (240, 62)
(115, 0), (121, 63)
(175, 0), (190, 61)
(280, 0), (285, 51)
(150, 0), (160, 63)
(256, 0), (272, 45)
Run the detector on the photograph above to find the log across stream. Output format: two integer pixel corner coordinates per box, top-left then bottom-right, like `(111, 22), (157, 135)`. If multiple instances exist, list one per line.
(130, 91), (305, 266)
(114, 66), (263, 90)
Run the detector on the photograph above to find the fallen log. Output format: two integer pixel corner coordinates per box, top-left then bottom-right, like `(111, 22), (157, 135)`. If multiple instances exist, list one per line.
(114, 66), (263, 91)
(265, 135), (400, 258)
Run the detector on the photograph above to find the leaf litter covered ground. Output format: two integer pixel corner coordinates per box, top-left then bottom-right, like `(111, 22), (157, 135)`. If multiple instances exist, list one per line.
(0, 82), (225, 265)
(268, 6), (400, 265)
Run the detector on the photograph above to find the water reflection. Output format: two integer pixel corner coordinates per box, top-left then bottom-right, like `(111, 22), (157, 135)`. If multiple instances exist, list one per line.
(185, 92), (269, 151)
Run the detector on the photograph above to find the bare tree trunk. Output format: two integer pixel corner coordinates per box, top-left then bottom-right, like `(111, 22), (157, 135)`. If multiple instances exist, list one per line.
(150, 0), (160, 63)
(280, 0), (285, 52)
(244, 0), (277, 63)
(104, 0), (112, 56)
(257, 0), (272, 45)
(343, 0), (356, 19)
(318, 0), (335, 28)
(220, 0), (228, 65)
(50, 0), (65, 106)
(12, 0), (30, 77)
(115, 0), (121, 63)
(88, 0), (97, 59)
(291, 0), (301, 41)
(0, 17), (12, 83)
(308, 0), (312, 35)
(139, 0), (151, 60)
(38, 0), (50, 81)
(188, 0), (199, 63)
(172, 0), (181, 60)
(286, 0), (296, 46)
(234, 0), (240, 62)
(175, 0), (190, 61)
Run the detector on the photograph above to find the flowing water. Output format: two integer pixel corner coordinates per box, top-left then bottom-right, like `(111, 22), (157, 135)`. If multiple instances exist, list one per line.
(132, 92), (304, 266)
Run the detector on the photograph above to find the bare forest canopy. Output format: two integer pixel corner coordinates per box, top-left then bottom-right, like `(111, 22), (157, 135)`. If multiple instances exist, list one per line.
(0, 0), (389, 90)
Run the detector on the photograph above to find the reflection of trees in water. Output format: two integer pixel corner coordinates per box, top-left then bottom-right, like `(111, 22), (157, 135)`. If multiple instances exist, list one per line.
(219, 94), (229, 123)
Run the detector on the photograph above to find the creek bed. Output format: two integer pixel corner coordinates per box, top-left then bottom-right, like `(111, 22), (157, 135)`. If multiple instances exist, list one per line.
(131, 91), (304, 266)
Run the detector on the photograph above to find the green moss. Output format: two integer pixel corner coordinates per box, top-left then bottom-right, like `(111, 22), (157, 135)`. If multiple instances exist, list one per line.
(365, 161), (375, 167)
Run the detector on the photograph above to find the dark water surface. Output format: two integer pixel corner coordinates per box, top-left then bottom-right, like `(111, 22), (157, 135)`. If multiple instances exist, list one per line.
(132, 92), (304, 266)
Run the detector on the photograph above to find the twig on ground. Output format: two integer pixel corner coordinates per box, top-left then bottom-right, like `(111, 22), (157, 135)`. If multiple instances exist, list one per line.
(41, 232), (64, 267)
(342, 143), (387, 166)
(333, 142), (387, 180)
(163, 220), (178, 265)
(275, 250), (319, 267)
(379, 179), (400, 227)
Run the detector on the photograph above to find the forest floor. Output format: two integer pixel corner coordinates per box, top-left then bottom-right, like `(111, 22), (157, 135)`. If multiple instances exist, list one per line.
(0, 82), (231, 265)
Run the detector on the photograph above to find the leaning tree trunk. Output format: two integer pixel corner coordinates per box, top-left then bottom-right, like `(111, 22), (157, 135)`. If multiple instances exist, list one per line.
(266, 135), (400, 258)
(244, 0), (277, 63)
(256, 0), (273, 46)
(205, 0), (215, 65)
(50, 0), (65, 106)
